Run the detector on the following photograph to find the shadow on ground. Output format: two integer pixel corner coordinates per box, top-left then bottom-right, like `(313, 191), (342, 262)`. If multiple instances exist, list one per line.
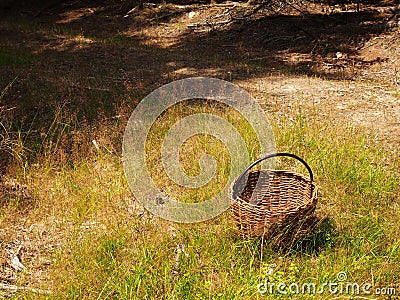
(0, 0), (397, 162)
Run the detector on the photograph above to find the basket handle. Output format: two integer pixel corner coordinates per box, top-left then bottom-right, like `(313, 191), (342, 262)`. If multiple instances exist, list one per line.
(232, 152), (314, 199)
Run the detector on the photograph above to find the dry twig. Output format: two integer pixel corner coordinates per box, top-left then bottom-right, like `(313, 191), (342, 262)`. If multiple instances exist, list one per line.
(0, 283), (52, 295)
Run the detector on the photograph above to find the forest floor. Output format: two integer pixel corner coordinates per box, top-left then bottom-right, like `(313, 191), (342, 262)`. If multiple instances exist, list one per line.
(3, 0), (398, 148)
(0, 0), (399, 298)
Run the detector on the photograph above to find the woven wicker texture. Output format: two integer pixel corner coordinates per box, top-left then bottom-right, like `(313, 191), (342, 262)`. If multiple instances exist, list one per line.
(231, 166), (317, 237)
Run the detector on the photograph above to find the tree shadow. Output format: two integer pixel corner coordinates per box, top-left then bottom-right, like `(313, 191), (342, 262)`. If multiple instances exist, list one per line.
(231, 214), (337, 255)
(0, 0), (397, 163)
(174, 7), (393, 79)
(272, 215), (337, 254)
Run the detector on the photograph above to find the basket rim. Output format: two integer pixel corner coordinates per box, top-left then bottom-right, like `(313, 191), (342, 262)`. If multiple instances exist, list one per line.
(235, 168), (313, 178)
(230, 168), (316, 193)
(233, 186), (318, 208)
(230, 169), (318, 208)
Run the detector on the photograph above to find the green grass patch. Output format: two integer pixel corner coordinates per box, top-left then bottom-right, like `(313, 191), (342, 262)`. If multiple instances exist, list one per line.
(4, 103), (399, 299)
(0, 48), (34, 66)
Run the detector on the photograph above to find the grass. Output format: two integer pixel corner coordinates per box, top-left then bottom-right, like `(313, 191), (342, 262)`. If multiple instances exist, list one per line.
(0, 48), (34, 67)
(0, 77), (25, 169)
(145, 99), (262, 204)
(1, 51), (399, 298)
(2, 97), (399, 299)
(0, 5), (399, 299)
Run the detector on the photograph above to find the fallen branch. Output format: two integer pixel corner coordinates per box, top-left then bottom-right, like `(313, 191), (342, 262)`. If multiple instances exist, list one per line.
(148, 10), (187, 22)
(0, 283), (52, 295)
(85, 87), (111, 92)
(242, 0), (273, 19)
(188, 19), (232, 29)
(124, 6), (139, 18)
(188, 0), (310, 30)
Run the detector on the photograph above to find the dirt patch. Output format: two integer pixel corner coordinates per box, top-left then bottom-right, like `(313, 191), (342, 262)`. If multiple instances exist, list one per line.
(239, 75), (399, 152)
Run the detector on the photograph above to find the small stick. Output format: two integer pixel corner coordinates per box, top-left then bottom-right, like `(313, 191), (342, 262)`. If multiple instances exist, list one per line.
(0, 283), (52, 295)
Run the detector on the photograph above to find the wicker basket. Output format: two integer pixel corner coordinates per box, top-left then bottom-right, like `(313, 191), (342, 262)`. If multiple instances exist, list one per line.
(230, 153), (317, 237)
